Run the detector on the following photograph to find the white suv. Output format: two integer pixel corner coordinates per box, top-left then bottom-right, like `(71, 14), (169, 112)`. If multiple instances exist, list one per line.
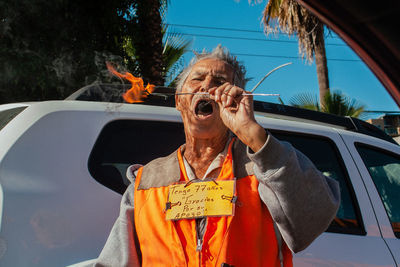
(0, 89), (399, 266)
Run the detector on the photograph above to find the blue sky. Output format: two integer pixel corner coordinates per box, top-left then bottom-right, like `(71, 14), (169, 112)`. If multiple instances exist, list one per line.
(165, 0), (399, 119)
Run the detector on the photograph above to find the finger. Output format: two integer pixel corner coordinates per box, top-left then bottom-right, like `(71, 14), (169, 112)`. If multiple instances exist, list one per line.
(211, 82), (230, 103)
(225, 86), (244, 107)
(220, 85), (243, 108)
(207, 86), (218, 101)
(220, 85), (233, 107)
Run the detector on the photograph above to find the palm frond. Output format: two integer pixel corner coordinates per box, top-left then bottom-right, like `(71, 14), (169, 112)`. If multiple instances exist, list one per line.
(262, 0), (322, 63)
(346, 98), (365, 118)
(263, 0), (282, 25)
(289, 92), (320, 111)
(159, 0), (169, 22)
(162, 27), (192, 85)
(290, 91), (365, 118)
(322, 91), (365, 117)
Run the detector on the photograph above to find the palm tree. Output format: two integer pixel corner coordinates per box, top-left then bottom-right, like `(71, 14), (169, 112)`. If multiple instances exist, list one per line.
(262, 0), (329, 104)
(290, 91), (365, 118)
(121, 30), (190, 85)
(133, 0), (165, 86)
(121, 1), (190, 86)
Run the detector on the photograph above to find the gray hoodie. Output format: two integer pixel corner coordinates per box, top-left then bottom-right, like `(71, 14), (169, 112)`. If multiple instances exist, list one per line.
(94, 134), (340, 266)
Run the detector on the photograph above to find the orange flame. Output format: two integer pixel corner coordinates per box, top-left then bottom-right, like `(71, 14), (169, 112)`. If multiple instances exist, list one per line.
(106, 62), (155, 103)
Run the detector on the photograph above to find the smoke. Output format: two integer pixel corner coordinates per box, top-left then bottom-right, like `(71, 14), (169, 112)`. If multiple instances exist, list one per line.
(50, 51), (130, 99)
(51, 52), (75, 90)
(94, 51), (126, 83)
(67, 83), (128, 103)
(66, 51), (148, 103)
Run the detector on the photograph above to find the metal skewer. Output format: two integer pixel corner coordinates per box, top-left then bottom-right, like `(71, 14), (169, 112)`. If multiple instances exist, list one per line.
(175, 92), (280, 96)
(147, 88), (280, 99)
(149, 62), (291, 99)
(250, 62), (292, 93)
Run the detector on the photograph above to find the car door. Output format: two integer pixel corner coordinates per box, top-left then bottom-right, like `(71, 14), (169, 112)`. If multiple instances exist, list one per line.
(264, 125), (396, 266)
(340, 130), (400, 265)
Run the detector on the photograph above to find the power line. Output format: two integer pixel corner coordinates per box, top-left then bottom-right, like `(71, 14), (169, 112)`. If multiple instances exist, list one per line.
(167, 31), (347, 46)
(165, 23), (340, 39)
(230, 52), (360, 62)
(166, 23), (265, 34)
(364, 110), (400, 114)
(185, 50), (360, 62)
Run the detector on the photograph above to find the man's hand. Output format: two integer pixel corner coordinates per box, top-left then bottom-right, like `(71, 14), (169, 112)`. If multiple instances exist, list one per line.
(209, 83), (267, 152)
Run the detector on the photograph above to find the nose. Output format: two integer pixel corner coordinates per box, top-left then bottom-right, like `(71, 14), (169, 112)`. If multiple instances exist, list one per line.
(200, 76), (214, 92)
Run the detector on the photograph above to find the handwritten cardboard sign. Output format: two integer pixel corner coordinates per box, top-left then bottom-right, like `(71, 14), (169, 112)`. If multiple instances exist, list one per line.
(165, 180), (236, 220)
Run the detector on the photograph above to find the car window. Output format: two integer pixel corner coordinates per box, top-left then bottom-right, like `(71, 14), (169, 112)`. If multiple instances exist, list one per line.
(271, 131), (365, 235)
(88, 119), (185, 194)
(356, 144), (400, 238)
(0, 106), (27, 131)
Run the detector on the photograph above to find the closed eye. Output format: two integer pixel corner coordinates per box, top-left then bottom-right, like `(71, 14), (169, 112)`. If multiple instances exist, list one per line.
(190, 75), (204, 81)
(214, 79), (227, 86)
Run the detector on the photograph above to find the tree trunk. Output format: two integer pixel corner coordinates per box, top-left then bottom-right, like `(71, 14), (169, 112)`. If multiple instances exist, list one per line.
(314, 23), (330, 105)
(135, 0), (164, 86)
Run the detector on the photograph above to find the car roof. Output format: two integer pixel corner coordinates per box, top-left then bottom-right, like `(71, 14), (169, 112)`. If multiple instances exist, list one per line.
(64, 84), (397, 145)
(5, 96), (395, 146)
(0, 102), (31, 112)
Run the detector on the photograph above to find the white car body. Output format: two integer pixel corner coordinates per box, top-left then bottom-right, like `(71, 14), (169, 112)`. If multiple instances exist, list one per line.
(0, 100), (399, 266)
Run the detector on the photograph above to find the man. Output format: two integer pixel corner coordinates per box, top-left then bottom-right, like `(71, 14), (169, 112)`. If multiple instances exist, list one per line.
(95, 45), (340, 267)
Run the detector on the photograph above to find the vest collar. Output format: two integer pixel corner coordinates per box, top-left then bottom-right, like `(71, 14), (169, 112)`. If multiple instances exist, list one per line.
(177, 138), (236, 183)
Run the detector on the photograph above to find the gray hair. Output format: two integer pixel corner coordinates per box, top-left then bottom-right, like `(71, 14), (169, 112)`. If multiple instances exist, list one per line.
(175, 45), (247, 92)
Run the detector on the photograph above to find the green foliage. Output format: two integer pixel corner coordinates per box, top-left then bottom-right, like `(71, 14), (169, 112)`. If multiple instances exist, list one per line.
(0, 0), (190, 103)
(290, 91), (366, 118)
(263, 0), (282, 25)
(322, 91), (365, 118)
(112, 0), (190, 87)
(0, 0), (139, 103)
(162, 30), (191, 86)
(288, 92), (320, 111)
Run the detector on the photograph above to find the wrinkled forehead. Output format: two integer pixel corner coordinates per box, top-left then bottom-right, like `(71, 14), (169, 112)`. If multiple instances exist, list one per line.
(188, 58), (234, 81)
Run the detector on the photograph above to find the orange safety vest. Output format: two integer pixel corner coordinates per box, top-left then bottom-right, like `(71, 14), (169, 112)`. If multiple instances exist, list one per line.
(134, 139), (293, 267)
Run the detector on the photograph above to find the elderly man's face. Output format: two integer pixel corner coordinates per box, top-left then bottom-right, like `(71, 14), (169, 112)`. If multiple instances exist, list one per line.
(176, 58), (234, 139)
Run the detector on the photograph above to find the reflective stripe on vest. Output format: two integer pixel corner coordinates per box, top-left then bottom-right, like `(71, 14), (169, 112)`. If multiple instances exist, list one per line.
(134, 139), (293, 267)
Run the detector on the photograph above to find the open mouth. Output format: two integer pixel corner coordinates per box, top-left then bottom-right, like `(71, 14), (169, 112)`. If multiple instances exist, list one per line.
(195, 100), (214, 116)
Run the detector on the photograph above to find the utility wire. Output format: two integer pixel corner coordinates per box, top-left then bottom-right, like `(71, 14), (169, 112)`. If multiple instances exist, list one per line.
(165, 23), (340, 39)
(167, 31), (346, 46)
(232, 52), (360, 62)
(185, 50), (360, 62)
(166, 23), (266, 34)
(363, 110), (400, 114)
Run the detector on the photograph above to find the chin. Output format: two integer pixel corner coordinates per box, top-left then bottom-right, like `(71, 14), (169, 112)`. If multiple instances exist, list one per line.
(185, 121), (228, 140)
